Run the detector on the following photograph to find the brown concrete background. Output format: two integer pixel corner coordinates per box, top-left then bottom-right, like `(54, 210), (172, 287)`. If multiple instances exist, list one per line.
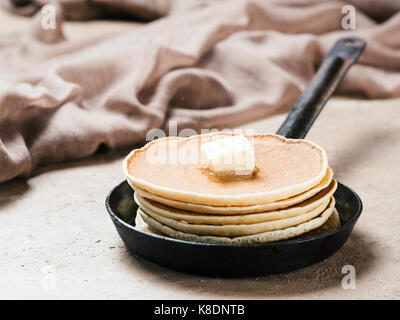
(0, 8), (399, 299)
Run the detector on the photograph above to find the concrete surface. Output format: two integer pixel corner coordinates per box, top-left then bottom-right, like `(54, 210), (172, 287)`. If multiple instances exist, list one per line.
(1, 96), (400, 299)
(1, 7), (400, 300)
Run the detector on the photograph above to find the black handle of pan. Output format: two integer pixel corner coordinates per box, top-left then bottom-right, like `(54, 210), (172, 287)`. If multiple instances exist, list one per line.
(276, 37), (366, 139)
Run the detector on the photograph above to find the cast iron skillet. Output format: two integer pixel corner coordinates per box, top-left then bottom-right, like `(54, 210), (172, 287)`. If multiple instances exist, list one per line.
(106, 37), (365, 277)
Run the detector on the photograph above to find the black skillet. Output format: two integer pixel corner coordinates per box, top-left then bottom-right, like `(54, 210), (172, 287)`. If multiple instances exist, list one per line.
(106, 37), (365, 277)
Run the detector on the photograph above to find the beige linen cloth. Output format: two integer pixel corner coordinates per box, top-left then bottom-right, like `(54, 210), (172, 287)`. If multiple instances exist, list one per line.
(1, 0), (400, 183)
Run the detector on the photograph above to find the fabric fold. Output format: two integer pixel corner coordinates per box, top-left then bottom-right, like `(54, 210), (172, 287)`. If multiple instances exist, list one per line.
(1, 0), (400, 183)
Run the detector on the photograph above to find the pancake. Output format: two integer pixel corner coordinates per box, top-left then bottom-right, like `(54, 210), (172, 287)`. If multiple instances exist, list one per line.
(133, 168), (334, 214)
(124, 132), (328, 206)
(300, 208), (340, 237)
(135, 211), (160, 235)
(138, 198), (335, 244)
(134, 180), (336, 224)
(138, 197), (333, 237)
(134, 207), (341, 239)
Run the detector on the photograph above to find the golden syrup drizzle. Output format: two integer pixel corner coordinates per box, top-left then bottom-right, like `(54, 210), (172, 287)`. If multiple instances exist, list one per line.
(198, 166), (260, 182)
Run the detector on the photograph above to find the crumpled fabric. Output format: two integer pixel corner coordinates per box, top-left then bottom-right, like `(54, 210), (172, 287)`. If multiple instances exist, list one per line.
(1, 0), (400, 183)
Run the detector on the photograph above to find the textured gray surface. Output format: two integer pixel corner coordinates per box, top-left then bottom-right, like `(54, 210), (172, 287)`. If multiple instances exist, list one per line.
(1, 96), (399, 299)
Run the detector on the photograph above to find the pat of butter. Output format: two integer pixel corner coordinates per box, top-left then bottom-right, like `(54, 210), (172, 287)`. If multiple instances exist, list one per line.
(200, 135), (255, 175)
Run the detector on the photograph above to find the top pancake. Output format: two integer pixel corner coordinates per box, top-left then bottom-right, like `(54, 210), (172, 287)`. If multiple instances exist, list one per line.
(124, 132), (328, 206)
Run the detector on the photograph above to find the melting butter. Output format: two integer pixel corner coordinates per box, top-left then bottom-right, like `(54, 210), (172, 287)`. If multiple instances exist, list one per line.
(199, 166), (259, 182)
(200, 135), (255, 175)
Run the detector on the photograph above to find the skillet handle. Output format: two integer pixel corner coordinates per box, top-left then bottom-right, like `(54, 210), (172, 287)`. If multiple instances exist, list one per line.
(276, 37), (366, 139)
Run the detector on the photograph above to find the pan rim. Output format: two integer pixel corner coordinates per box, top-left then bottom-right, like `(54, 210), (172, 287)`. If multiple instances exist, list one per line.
(105, 180), (362, 248)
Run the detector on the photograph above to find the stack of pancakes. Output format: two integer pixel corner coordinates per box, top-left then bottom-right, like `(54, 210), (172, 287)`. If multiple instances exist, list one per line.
(124, 132), (339, 244)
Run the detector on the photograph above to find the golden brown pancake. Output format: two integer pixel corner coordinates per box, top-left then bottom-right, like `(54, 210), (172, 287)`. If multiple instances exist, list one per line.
(134, 206), (340, 241)
(138, 197), (332, 237)
(138, 198), (335, 244)
(124, 132), (328, 206)
(134, 180), (336, 225)
(132, 169), (335, 214)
